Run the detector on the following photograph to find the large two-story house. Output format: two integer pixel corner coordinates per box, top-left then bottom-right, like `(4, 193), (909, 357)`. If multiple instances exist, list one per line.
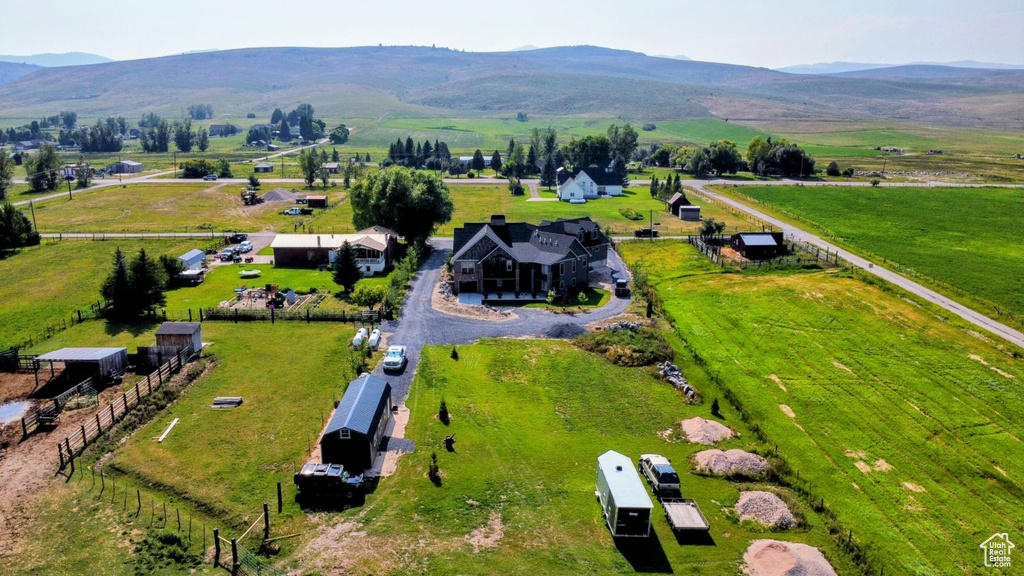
(451, 215), (608, 298)
(556, 164), (624, 202)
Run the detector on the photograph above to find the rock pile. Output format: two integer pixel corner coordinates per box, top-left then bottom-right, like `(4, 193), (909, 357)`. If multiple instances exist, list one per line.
(599, 320), (643, 332)
(693, 449), (767, 476)
(680, 417), (734, 445)
(260, 188), (301, 203)
(736, 491), (795, 529)
(545, 323), (587, 339)
(659, 361), (696, 401)
(742, 539), (837, 576)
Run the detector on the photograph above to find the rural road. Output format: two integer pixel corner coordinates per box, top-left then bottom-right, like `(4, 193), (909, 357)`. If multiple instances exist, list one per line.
(690, 183), (1024, 350)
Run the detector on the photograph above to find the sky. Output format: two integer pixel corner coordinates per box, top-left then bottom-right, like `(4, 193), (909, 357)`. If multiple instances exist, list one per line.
(2, 0), (1023, 68)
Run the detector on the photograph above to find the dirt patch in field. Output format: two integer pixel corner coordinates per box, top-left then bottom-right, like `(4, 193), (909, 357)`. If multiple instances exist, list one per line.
(681, 417), (734, 445)
(832, 361), (854, 375)
(873, 459), (893, 472)
(779, 405), (795, 418)
(844, 449), (867, 460)
(736, 492), (795, 529)
(903, 482), (926, 493)
(855, 462), (872, 474)
(743, 539), (837, 576)
(466, 512), (504, 553)
(768, 374), (786, 392)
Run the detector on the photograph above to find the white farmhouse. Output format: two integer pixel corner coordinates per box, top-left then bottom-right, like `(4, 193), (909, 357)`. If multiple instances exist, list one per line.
(556, 165), (624, 202)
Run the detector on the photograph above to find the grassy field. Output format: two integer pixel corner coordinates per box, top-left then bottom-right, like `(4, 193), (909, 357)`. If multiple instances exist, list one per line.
(0, 239), (194, 350)
(619, 240), (1024, 575)
(715, 185), (1024, 322)
(309, 184), (754, 237)
(31, 183), (346, 233)
(163, 263), (339, 313)
(299, 339), (854, 575)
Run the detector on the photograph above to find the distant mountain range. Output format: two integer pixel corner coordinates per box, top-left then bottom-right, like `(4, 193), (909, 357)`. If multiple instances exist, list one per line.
(0, 52), (113, 67)
(778, 60), (1024, 75)
(0, 45), (1019, 130)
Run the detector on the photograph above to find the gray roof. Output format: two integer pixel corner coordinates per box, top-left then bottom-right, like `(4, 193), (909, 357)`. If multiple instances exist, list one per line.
(598, 450), (654, 509)
(156, 322), (201, 336)
(115, 160), (142, 166)
(37, 347), (127, 362)
(326, 374), (392, 437)
(737, 233), (780, 247)
(179, 249), (205, 263)
(452, 218), (590, 265)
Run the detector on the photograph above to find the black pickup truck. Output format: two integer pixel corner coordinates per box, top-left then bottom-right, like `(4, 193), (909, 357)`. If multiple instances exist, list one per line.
(634, 228), (659, 238)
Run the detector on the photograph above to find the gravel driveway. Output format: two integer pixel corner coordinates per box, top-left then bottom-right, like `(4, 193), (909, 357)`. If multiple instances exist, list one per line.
(373, 238), (632, 403)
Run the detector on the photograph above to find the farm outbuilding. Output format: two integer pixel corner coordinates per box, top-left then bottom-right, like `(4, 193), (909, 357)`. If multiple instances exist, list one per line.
(666, 193), (700, 221)
(178, 249), (205, 271)
(36, 347), (128, 381)
(254, 162), (274, 173)
(306, 194), (328, 209)
(155, 322), (202, 354)
(596, 450), (654, 538)
(320, 373), (393, 473)
(107, 160), (143, 174)
(730, 232), (786, 260)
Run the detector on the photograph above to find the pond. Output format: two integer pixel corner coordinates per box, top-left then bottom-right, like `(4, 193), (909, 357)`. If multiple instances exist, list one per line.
(0, 400), (31, 424)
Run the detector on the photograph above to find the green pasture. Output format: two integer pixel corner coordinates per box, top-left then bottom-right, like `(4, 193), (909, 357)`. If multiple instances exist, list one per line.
(718, 185), (1024, 321)
(620, 240), (1024, 575)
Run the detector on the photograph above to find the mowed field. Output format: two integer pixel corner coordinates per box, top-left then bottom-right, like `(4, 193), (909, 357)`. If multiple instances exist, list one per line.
(720, 185), (1024, 319)
(296, 340), (855, 575)
(619, 241), (1024, 575)
(0, 239), (194, 349)
(31, 183), (345, 233)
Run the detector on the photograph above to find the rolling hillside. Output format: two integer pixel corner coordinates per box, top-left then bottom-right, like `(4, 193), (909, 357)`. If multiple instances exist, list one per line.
(0, 45), (1020, 128)
(0, 61), (41, 86)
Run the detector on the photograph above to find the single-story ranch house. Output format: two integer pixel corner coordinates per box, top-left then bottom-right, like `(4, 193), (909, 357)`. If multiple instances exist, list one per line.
(451, 215), (608, 297)
(270, 226), (399, 272)
(556, 165), (624, 202)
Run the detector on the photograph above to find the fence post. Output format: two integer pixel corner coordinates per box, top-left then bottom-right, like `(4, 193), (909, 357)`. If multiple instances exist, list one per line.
(81, 424), (87, 446)
(271, 308), (275, 324)
(147, 374), (152, 395)
(200, 308), (204, 322)
(277, 482), (283, 514)
(22, 417), (28, 438)
(177, 508), (181, 531)
(137, 489), (142, 515)
(109, 403), (115, 422)
(58, 442), (65, 469)
(163, 502), (167, 527)
(231, 538), (239, 576)
(264, 503), (270, 539)
(188, 309), (192, 322)
(213, 529), (220, 567)
(95, 413), (102, 434)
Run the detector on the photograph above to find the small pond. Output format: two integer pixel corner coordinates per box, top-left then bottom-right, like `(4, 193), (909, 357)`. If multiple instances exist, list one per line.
(0, 400), (31, 424)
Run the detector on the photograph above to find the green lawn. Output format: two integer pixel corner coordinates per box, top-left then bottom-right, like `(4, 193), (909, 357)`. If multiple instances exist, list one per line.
(304, 339), (853, 574)
(719, 185), (1024, 321)
(619, 240), (1024, 575)
(0, 239), (194, 350)
(163, 263), (340, 314)
(31, 183), (346, 234)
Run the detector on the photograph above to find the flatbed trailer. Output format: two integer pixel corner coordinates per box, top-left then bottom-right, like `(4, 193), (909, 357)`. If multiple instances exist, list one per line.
(660, 497), (710, 532)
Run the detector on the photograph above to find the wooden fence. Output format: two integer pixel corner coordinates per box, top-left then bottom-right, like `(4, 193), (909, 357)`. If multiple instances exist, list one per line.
(56, 346), (194, 471)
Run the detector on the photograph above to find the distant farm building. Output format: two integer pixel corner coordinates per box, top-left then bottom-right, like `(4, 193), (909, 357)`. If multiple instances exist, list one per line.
(596, 450), (653, 538)
(320, 373), (393, 472)
(556, 165), (624, 202)
(305, 194), (328, 209)
(322, 162), (341, 174)
(730, 232), (786, 260)
(253, 162), (274, 173)
(666, 192), (700, 221)
(178, 249), (205, 271)
(270, 227), (398, 273)
(107, 160), (143, 174)
(36, 347), (128, 381)
(155, 322), (203, 354)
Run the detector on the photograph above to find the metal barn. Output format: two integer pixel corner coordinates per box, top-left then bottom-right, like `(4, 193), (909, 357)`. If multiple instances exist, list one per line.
(596, 450), (654, 538)
(35, 348), (128, 380)
(320, 374), (393, 473)
(178, 249), (206, 271)
(730, 232), (786, 260)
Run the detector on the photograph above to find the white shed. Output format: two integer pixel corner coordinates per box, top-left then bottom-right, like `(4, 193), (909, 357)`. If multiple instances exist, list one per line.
(178, 249), (206, 271)
(596, 450), (654, 538)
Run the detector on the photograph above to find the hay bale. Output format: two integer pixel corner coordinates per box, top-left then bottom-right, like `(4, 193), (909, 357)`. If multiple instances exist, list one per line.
(693, 449), (767, 476)
(680, 417), (734, 445)
(742, 539), (837, 576)
(735, 491), (795, 529)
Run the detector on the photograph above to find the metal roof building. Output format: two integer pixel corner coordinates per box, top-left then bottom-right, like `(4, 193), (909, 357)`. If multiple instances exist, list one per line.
(178, 249), (205, 271)
(320, 374), (393, 472)
(596, 450), (654, 538)
(730, 232), (786, 261)
(36, 347), (128, 378)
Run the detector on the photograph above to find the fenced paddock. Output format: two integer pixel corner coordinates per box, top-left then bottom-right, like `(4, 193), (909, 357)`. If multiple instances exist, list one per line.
(55, 345), (195, 471)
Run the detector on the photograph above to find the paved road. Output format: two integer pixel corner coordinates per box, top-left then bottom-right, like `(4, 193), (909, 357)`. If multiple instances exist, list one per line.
(373, 239), (632, 403)
(691, 183), (1024, 350)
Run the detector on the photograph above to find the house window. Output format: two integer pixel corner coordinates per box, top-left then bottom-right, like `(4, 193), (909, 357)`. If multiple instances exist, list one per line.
(591, 230), (597, 240)
(340, 429), (350, 439)
(559, 263), (564, 275)
(461, 263), (474, 274)
(506, 259), (513, 272)
(572, 261), (576, 273)
(582, 257), (588, 268)
(541, 264), (550, 274)
(572, 277), (577, 287)
(541, 280), (547, 291)
(559, 281), (564, 290)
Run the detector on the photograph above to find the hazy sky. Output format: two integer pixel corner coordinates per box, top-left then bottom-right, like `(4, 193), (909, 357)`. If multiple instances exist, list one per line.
(3, 0), (1023, 67)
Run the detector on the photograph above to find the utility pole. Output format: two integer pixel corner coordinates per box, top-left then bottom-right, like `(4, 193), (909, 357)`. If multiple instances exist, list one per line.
(649, 209), (654, 243)
(881, 157), (887, 176)
(29, 200), (37, 231)
(67, 178), (73, 200)
(173, 151), (177, 178)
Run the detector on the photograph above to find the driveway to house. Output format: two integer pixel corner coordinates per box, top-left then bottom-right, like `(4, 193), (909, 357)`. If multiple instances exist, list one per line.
(373, 238), (632, 403)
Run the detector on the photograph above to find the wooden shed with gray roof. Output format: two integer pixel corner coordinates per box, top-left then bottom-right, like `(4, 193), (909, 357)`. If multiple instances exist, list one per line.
(320, 373), (393, 472)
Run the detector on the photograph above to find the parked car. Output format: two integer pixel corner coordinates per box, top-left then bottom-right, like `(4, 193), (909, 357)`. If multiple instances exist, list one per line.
(237, 240), (254, 253)
(283, 207), (303, 215)
(227, 233), (248, 243)
(638, 454), (681, 494)
(614, 279), (630, 298)
(203, 174), (218, 181)
(382, 345), (407, 371)
(634, 228), (659, 238)
(368, 329), (382, 350)
(352, 327), (368, 347)
(218, 248), (238, 261)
